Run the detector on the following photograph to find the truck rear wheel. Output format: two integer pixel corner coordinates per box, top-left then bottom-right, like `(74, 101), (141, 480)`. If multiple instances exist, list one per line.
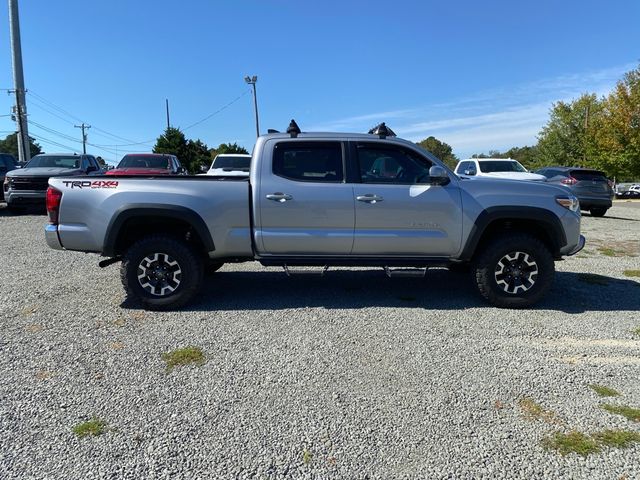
(473, 233), (554, 308)
(120, 234), (203, 310)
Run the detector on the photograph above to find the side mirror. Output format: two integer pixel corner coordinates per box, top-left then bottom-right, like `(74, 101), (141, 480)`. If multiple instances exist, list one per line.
(429, 165), (450, 186)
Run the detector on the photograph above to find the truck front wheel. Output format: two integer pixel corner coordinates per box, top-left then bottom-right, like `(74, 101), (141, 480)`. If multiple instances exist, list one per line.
(473, 233), (554, 308)
(120, 234), (203, 310)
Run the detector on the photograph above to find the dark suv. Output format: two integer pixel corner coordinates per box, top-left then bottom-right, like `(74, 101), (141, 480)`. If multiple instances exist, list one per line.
(535, 167), (614, 217)
(0, 153), (18, 202)
(4, 153), (102, 211)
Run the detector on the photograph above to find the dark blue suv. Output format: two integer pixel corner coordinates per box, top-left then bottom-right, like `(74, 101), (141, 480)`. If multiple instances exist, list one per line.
(0, 153), (18, 202)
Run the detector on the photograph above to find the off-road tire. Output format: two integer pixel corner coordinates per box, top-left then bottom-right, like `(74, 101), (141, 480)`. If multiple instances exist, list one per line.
(473, 233), (554, 308)
(120, 234), (203, 310)
(590, 207), (607, 217)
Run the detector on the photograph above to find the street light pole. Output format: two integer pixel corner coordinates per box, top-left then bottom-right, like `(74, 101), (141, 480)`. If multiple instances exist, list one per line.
(244, 75), (259, 137)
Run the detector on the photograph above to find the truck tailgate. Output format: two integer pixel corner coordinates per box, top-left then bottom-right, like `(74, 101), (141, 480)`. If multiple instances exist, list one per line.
(48, 177), (252, 257)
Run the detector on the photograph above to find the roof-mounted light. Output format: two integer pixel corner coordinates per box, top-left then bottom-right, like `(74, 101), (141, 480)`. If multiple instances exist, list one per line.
(368, 122), (396, 138)
(287, 119), (301, 138)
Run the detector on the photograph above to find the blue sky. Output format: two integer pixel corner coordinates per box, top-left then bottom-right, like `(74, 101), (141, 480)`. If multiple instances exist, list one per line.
(1, 0), (638, 164)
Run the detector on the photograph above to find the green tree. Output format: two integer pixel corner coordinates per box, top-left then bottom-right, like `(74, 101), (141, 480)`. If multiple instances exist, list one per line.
(0, 133), (43, 160)
(416, 136), (458, 169)
(153, 127), (210, 174)
(536, 94), (602, 169)
(209, 142), (249, 159)
(593, 66), (640, 180)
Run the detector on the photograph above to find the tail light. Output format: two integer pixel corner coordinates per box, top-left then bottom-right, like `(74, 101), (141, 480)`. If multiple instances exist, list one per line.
(46, 187), (62, 224)
(561, 176), (577, 185)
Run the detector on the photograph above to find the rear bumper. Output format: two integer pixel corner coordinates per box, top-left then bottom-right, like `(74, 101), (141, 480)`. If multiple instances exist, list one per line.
(45, 224), (64, 250)
(577, 196), (613, 210)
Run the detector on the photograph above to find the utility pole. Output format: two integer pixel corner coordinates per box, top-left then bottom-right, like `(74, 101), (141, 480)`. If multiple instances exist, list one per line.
(244, 75), (260, 137)
(583, 102), (590, 164)
(75, 123), (91, 154)
(8, 0), (31, 163)
(165, 98), (170, 129)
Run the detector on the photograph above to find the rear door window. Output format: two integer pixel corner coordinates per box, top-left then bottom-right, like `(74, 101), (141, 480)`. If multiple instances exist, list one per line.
(273, 142), (344, 182)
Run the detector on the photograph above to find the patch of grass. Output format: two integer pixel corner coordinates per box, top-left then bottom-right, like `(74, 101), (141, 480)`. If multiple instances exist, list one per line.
(632, 326), (640, 337)
(623, 270), (640, 278)
(519, 398), (560, 424)
(162, 346), (205, 372)
(302, 448), (313, 465)
(597, 246), (618, 257)
(542, 431), (600, 456)
(601, 404), (640, 422)
(543, 429), (640, 456)
(588, 384), (620, 397)
(73, 418), (107, 437)
(592, 429), (640, 448)
(577, 273), (610, 286)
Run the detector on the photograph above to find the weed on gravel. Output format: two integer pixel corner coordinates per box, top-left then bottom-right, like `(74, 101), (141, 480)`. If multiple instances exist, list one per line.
(601, 404), (640, 422)
(518, 398), (560, 424)
(632, 326), (640, 337)
(543, 429), (640, 456)
(162, 346), (206, 372)
(73, 418), (107, 438)
(577, 273), (610, 286)
(592, 429), (640, 448)
(623, 269), (640, 278)
(588, 384), (620, 397)
(542, 431), (600, 456)
(302, 448), (313, 465)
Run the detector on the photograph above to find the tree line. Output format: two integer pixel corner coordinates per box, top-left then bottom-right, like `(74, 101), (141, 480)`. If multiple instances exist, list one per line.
(439, 64), (639, 181)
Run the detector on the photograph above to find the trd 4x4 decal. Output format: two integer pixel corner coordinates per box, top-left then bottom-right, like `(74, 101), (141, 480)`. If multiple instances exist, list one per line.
(62, 180), (119, 189)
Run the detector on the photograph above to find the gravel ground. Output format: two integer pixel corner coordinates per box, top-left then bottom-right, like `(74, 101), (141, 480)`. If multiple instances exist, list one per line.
(0, 202), (639, 479)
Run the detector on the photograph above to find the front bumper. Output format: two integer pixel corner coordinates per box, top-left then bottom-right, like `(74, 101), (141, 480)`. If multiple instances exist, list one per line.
(45, 224), (64, 250)
(566, 235), (586, 256)
(5, 190), (46, 205)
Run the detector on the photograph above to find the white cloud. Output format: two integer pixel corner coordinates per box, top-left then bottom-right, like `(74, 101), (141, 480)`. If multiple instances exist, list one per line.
(311, 63), (634, 157)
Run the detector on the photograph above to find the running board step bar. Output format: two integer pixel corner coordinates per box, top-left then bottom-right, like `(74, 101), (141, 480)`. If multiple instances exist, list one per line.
(384, 266), (427, 278)
(283, 265), (329, 276)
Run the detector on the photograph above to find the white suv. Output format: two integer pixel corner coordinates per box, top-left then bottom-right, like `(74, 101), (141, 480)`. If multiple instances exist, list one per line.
(455, 158), (546, 181)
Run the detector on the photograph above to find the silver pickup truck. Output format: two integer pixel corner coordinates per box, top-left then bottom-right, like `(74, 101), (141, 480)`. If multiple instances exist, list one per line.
(45, 122), (584, 310)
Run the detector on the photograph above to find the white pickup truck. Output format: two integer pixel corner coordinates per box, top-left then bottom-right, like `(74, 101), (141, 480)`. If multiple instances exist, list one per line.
(45, 122), (584, 310)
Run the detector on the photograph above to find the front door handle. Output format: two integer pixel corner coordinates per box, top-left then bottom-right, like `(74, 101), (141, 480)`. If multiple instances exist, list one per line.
(266, 192), (293, 202)
(356, 194), (384, 204)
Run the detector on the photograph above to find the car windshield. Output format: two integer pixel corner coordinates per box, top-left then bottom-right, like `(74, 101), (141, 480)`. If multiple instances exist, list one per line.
(479, 160), (527, 173)
(118, 155), (169, 169)
(25, 155), (80, 169)
(212, 156), (250, 170)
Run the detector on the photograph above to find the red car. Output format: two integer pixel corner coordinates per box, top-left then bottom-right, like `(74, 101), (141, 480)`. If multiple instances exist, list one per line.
(106, 153), (186, 176)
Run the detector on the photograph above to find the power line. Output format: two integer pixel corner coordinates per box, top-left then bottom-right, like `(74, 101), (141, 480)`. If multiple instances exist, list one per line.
(183, 90), (250, 131)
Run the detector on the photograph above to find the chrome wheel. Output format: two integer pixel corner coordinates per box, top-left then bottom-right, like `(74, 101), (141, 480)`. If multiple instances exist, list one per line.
(494, 251), (538, 294)
(137, 252), (182, 296)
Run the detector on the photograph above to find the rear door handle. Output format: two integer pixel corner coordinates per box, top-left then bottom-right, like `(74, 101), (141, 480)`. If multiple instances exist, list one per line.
(266, 192), (293, 202)
(356, 194), (384, 204)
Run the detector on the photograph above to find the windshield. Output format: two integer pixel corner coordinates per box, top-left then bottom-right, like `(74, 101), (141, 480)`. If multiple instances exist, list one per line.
(25, 155), (80, 169)
(570, 170), (607, 181)
(479, 160), (527, 173)
(118, 155), (169, 169)
(212, 156), (250, 170)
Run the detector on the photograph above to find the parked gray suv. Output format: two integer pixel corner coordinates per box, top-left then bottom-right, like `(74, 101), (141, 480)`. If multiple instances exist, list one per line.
(4, 153), (101, 211)
(534, 167), (614, 217)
